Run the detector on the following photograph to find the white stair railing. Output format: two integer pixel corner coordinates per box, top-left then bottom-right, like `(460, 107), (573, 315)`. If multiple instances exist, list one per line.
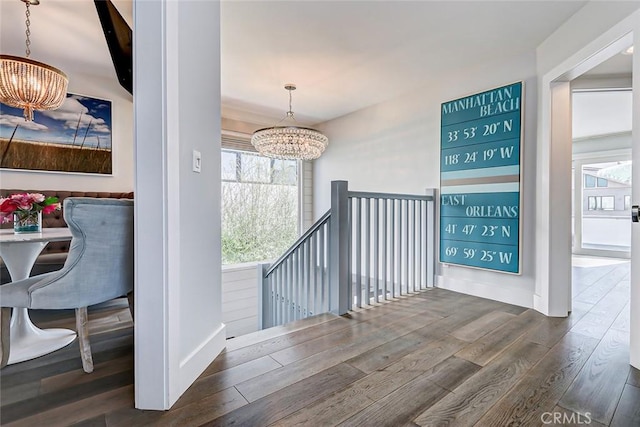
(259, 181), (436, 328)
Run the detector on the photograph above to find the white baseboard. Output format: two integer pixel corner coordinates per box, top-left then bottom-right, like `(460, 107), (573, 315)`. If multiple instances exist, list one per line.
(436, 275), (533, 309)
(176, 322), (227, 400)
(533, 293), (548, 315)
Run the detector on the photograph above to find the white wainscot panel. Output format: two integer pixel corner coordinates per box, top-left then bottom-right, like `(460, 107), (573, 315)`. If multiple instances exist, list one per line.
(222, 263), (259, 338)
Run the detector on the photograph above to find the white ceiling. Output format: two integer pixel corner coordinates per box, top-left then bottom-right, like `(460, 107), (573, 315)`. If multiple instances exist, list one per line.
(582, 51), (633, 77)
(3, 0), (633, 127)
(573, 90), (633, 139)
(221, 0), (590, 124)
(0, 0), (123, 80)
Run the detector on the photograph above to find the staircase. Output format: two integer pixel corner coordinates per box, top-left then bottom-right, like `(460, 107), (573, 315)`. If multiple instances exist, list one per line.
(258, 180), (436, 328)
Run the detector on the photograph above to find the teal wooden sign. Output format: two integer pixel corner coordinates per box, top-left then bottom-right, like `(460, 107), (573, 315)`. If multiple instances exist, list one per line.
(439, 82), (523, 274)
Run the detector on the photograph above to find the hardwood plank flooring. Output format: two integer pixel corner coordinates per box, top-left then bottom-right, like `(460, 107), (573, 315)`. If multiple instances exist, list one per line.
(336, 362), (457, 427)
(449, 310), (516, 342)
(204, 363), (366, 426)
(610, 384), (640, 426)
(475, 331), (599, 426)
(7, 385), (134, 427)
(172, 356), (282, 409)
(569, 280), (628, 340)
(453, 309), (546, 366)
(234, 308), (442, 403)
(1, 260), (637, 426)
(572, 263), (629, 305)
(558, 328), (631, 425)
(413, 338), (549, 426)
(550, 405), (608, 427)
(611, 301), (631, 333)
(203, 316), (353, 375)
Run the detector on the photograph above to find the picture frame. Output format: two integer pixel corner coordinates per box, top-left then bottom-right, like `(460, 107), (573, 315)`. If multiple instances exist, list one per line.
(439, 81), (524, 274)
(0, 93), (113, 175)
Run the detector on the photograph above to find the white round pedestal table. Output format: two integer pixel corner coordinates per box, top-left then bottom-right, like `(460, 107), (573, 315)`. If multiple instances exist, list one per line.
(0, 229), (77, 364)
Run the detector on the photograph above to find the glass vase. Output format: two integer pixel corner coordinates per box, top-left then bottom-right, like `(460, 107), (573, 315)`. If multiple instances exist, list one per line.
(13, 211), (42, 234)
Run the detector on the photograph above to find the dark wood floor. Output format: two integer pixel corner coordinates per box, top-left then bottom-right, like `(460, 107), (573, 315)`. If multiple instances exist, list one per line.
(1, 259), (638, 426)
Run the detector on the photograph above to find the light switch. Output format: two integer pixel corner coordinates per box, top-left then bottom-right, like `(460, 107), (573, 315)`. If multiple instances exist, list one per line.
(192, 150), (201, 173)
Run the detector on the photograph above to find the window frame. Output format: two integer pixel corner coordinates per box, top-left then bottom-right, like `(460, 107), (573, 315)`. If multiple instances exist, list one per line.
(587, 195), (615, 211)
(220, 130), (308, 265)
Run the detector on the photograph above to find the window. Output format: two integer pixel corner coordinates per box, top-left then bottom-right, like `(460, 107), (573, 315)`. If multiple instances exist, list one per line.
(588, 196), (615, 211)
(221, 149), (299, 264)
(601, 196), (614, 210)
(585, 174), (596, 188)
(222, 151), (238, 181)
(584, 174), (608, 188)
(625, 195), (631, 210)
(240, 154), (271, 183)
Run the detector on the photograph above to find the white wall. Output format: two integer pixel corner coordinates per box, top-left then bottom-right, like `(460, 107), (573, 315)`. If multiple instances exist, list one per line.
(134, 0), (224, 410)
(534, 2), (640, 363)
(222, 264), (259, 337)
(0, 72), (133, 192)
(0, 0), (134, 193)
(314, 52), (538, 308)
(314, 1), (640, 316)
(582, 217), (631, 248)
(536, 1), (640, 77)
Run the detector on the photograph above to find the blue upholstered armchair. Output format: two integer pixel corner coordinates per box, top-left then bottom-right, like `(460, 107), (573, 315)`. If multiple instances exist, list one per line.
(0, 198), (134, 372)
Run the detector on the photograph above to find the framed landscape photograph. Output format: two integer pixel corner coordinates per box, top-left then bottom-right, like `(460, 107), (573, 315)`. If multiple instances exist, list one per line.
(0, 93), (112, 174)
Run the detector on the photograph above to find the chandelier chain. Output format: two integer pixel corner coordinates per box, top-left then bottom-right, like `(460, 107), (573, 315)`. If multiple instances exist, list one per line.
(287, 87), (294, 118)
(0, 0), (69, 121)
(24, 2), (31, 57)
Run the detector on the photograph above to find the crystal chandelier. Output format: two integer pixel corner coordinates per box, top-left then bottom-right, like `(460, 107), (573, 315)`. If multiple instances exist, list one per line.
(251, 84), (328, 160)
(0, 0), (68, 122)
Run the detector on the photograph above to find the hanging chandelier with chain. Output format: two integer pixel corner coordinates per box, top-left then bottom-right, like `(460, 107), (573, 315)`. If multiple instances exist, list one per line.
(251, 84), (328, 160)
(0, 0), (69, 122)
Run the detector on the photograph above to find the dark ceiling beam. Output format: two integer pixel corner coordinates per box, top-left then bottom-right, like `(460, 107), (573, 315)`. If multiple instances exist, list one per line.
(94, 0), (132, 95)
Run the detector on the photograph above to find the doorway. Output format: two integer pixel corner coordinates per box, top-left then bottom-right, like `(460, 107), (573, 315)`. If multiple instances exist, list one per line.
(540, 24), (638, 368)
(571, 88), (633, 259)
(568, 64), (633, 375)
(549, 31), (639, 364)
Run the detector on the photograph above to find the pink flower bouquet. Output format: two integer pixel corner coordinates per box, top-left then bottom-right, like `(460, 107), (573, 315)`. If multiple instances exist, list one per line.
(0, 193), (61, 224)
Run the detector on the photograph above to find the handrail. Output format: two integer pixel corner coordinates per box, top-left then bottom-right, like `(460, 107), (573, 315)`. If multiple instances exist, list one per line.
(260, 181), (437, 329)
(348, 191), (433, 201)
(265, 210), (331, 277)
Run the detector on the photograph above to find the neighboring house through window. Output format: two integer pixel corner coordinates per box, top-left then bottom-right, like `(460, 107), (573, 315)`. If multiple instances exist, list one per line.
(587, 195), (615, 211)
(584, 174), (608, 188)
